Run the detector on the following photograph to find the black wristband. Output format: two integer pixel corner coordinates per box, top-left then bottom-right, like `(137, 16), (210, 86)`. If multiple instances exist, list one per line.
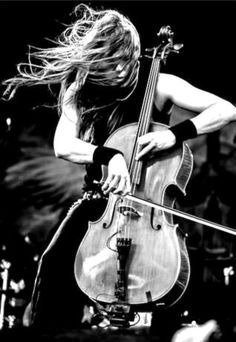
(169, 119), (198, 145)
(93, 146), (123, 166)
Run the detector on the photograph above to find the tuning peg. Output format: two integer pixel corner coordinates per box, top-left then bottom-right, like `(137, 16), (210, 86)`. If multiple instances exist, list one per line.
(144, 47), (157, 59)
(172, 43), (184, 53)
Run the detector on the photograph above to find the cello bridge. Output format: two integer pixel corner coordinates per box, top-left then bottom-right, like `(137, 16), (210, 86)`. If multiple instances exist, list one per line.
(117, 205), (142, 218)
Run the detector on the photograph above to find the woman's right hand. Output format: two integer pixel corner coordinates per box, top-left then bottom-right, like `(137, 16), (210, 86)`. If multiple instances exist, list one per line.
(101, 153), (131, 196)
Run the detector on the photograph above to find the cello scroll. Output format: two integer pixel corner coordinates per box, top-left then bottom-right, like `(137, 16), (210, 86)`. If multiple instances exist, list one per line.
(145, 25), (183, 62)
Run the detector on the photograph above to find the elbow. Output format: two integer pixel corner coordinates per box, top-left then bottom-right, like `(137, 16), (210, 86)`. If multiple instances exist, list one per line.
(53, 136), (69, 160)
(54, 149), (64, 159)
(215, 100), (236, 124)
(54, 146), (64, 160)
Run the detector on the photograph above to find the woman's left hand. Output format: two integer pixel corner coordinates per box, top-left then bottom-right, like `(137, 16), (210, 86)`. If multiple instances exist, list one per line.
(135, 129), (176, 160)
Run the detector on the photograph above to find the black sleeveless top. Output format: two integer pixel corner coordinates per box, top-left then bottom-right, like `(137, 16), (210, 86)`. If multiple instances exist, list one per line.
(82, 59), (171, 192)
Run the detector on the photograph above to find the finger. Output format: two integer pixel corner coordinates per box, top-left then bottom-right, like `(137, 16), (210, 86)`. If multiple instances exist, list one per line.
(104, 175), (120, 194)
(125, 176), (131, 195)
(121, 175), (131, 196)
(136, 141), (155, 160)
(113, 177), (127, 195)
(137, 135), (149, 146)
(102, 175), (114, 191)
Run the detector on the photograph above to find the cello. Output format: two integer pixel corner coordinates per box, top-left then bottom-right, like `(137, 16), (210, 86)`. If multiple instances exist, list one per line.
(75, 26), (236, 327)
(74, 26), (191, 327)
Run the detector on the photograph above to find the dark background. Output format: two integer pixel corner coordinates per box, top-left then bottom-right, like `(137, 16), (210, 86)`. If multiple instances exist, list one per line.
(0, 0), (236, 332)
(1, 1), (236, 100)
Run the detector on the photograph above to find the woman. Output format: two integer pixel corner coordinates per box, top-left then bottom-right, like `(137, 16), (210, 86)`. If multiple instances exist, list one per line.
(3, 3), (236, 332)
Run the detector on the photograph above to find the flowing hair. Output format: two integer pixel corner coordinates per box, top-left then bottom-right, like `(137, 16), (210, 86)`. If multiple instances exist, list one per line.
(3, 3), (141, 139)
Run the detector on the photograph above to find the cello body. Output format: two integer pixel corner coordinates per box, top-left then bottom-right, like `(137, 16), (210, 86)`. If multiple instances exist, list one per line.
(74, 122), (193, 309)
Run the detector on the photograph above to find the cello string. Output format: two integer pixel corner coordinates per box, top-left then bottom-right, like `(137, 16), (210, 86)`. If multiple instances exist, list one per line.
(131, 57), (160, 191)
(131, 57), (160, 187)
(104, 56), (161, 246)
(126, 55), (160, 240)
(127, 57), (156, 239)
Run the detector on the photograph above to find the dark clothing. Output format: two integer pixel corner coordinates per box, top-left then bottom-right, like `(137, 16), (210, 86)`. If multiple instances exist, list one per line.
(31, 196), (107, 330)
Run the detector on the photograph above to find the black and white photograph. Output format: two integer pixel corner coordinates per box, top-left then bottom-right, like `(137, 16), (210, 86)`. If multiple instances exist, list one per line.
(0, 1), (236, 341)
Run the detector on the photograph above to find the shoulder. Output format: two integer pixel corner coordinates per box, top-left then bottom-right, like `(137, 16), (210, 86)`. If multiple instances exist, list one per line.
(157, 73), (236, 119)
(157, 73), (190, 97)
(156, 73), (200, 106)
(155, 73), (182, 111)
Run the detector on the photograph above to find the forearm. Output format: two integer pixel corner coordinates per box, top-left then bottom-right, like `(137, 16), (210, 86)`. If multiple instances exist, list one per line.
(191, 100), (236, 135)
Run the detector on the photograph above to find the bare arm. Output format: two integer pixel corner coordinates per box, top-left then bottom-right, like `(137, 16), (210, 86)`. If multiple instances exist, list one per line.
(136, 73), (236, 160)
(53, 83), (96, 164)
(156, 73), (236, 134)
(53, 112), (96, 164)
(53, 83), (131, 195)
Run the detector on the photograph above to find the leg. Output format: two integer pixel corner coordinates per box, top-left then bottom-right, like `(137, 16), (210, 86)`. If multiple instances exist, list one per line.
(30, 197), (107, 331)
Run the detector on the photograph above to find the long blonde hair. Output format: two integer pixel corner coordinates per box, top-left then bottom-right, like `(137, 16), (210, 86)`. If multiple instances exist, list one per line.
(3, 3), (141, 139)
(4, 5), (140, 99)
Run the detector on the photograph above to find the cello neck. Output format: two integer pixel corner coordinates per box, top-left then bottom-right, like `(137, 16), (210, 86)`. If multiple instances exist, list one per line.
(129, 56), (161, 186)
(129, 26), (182, 187)
(137, 56), (161, 136)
